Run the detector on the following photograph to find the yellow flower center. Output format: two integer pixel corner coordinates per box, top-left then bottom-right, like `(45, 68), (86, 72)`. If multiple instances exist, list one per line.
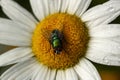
(32, 13), (89, 69)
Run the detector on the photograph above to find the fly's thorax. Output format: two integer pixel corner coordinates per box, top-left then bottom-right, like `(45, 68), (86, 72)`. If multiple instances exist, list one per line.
(32, 13), (89, 69)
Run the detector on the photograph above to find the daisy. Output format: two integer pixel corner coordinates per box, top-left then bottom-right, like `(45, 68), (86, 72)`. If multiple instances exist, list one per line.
(0, 0), (120, 80)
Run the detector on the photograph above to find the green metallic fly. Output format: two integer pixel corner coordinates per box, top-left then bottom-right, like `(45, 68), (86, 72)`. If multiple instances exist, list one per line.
(41, 29), (63, 54)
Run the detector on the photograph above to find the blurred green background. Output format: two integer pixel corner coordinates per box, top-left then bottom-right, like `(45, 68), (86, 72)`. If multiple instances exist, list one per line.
(0, 0), (120, 80)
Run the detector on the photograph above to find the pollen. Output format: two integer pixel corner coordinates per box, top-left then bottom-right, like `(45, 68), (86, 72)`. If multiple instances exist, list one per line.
(32, 13), (89, 69)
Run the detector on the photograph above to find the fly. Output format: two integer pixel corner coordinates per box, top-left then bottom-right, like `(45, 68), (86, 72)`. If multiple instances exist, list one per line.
(41, 29), (63, 54)
(51, 29), (63, 54)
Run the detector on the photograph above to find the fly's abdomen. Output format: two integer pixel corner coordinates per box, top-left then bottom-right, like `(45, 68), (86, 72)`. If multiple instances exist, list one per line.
(52, 37), (61, 48)
(52, 36), (62, 54)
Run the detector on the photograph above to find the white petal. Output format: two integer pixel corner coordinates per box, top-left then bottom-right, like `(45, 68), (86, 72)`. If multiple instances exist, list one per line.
(7, 62), (36, 80)
(90, 24), (120, 38)
(0, 32), (31, 46)
(110, 0), (120, 1)
(86, 38), (120, 66)
(88, 38), (120, 54)
(11, 66), (33, 80)
(35, 65), (48, 80)
(56, 70), (66, 80)
(82, 0), (120, 25)
(0, 47), (33, 66)
(0, 58), (36, 80)
(60, 0), (69, 12)
(75, 0), (92, 16)
(109, 37), (120, 43)
(86, 11), (120, 27)
(67, 0), (82, 14)
(31, 63), (44, 80)
(109, 0), (120, 3)
(74, 58), (101, 80)
(15, 62), (39, 80)
(65, 68), (78, 80)
(0, 18), (32, 35)
(49, 0), (65, 14)
(30, 0), (50, 21)
(48, 0), (56, 14)
(0, 0), (37, 29)
(46, 69), (56, 80)
(0, 15), (32, 47)
(54, 0), (61, 13)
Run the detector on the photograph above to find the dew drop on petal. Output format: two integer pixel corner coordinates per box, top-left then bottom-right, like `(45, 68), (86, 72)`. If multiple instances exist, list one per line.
(108, 5), (115, 12)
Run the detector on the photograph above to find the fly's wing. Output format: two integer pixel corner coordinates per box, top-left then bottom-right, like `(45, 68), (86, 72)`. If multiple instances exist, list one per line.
(41, 28), (51, 42)
(58, 31), (64, 41)
(59, 25), (74, 45)
(58, 24), (64, 40)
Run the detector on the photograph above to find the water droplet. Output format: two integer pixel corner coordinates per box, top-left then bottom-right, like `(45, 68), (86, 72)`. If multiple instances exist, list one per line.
(103, 57), (110, 64)
(104, 59), (109, 63)
(108, 5), (115, 12)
